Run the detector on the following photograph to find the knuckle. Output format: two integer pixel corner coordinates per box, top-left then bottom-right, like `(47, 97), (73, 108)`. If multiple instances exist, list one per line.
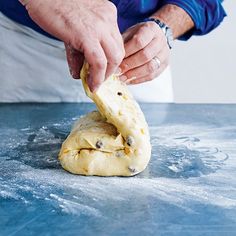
(141, 48), (151, 61)
(147, 61), (156, 74)
(150, 22), (159, 32)
(94, 59), (106, 70)
(106, 2), (117, 15)
(73, 38), (84, 51)
(133, 35), (145, 48)
(143, 22), (157, 34)
(111, 52), (123, 66)
(121, 61), (130, 71)
(125, 71), (133, 80)
(139, 24), (149, 33)
(109, 59), (119, 67)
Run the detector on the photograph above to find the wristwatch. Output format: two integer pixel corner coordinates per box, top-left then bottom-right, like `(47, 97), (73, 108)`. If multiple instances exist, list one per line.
(142, 18), (174, 49)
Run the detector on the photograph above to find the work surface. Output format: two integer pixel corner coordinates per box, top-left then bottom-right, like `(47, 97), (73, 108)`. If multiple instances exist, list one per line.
(0, 103), (236, 236)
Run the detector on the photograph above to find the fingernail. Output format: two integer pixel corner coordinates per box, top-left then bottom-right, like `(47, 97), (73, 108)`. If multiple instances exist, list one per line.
(126, 81), (133, 85)
(114, 67), (122, 76)
(119, 75), (127, 81)
(120, 63), (129, 73)
(70, 70), (80, 79)
(126, 76), (136, 85)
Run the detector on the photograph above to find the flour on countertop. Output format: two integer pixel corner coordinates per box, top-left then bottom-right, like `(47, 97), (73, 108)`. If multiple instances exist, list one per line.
(0, 123), (236, 217)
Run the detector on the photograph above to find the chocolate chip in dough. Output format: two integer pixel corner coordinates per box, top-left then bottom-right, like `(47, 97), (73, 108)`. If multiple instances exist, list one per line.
(126, 135), (134, 146)
(95, 140), (103, 149)
(117, 92), (122, 96)
(128, 166), (137, 173)
(116, 151), (123, 158)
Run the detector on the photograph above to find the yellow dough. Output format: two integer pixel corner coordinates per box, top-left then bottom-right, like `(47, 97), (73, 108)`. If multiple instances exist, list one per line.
(59, 64), (151, 176)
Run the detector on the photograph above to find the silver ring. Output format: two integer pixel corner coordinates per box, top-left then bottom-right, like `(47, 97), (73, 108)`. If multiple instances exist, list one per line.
(152, 56), (161, 69)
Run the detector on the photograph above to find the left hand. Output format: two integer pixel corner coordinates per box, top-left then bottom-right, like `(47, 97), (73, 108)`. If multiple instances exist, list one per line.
(119, 21), (170, 85)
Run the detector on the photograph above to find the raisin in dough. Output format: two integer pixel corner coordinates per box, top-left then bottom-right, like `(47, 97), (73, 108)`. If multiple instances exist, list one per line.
(59, 64), (151, 176)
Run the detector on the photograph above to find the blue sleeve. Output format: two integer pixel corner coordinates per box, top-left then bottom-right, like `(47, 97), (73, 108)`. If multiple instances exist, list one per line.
(160, 0), (227, 40)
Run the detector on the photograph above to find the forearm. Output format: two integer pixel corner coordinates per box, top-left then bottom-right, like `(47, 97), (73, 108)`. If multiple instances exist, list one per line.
(151, 4), (194, 39)
(19, 0), (30, 5)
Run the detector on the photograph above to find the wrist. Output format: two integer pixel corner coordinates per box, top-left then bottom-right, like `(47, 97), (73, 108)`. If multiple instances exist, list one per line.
(142, 18), (174, 49)
(151, 4), (194, 39)
(19, 0), (31, 6)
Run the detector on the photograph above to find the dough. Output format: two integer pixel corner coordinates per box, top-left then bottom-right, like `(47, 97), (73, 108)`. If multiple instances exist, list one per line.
(59, 64), (151, 176)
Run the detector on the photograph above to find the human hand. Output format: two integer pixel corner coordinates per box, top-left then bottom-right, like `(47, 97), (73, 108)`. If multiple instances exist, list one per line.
(119, 22), (170, 85)
(20, 0), (125, 92)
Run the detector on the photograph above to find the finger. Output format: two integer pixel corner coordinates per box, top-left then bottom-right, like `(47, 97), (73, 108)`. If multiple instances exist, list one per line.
(122, 57), (160, 81)
(112, 27), (125, 47)
(120, 37), (161, 73)
(127, 64), (167, 85)
(122, 25), (139, 43)
(101, 36), (125, 79)
(65, 43), (84, 79)
(82, 40), (107, 92)
(121, 44), (168, 81)
(111, 30), (126, 75)
(124, 23), (155, 58)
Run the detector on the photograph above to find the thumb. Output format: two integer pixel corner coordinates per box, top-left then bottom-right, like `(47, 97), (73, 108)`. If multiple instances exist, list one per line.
(65, 43), (84, 79)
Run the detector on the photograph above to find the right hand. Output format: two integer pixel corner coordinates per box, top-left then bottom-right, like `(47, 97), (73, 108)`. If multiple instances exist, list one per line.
(20, 0), (125, 91)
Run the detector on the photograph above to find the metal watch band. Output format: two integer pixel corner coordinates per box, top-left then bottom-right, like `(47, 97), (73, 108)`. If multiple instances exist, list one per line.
(142, 18), (174, 49)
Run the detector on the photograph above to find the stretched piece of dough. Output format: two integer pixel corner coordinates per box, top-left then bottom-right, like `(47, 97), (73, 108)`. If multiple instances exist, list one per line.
(59, 64), (151, 176)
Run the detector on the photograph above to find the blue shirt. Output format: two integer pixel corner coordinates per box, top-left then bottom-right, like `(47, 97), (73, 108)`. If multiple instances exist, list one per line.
(0, 0), (226, 40)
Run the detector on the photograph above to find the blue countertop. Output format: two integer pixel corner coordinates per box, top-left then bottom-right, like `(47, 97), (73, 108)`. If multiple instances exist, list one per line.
(0, 103), (236, 236)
